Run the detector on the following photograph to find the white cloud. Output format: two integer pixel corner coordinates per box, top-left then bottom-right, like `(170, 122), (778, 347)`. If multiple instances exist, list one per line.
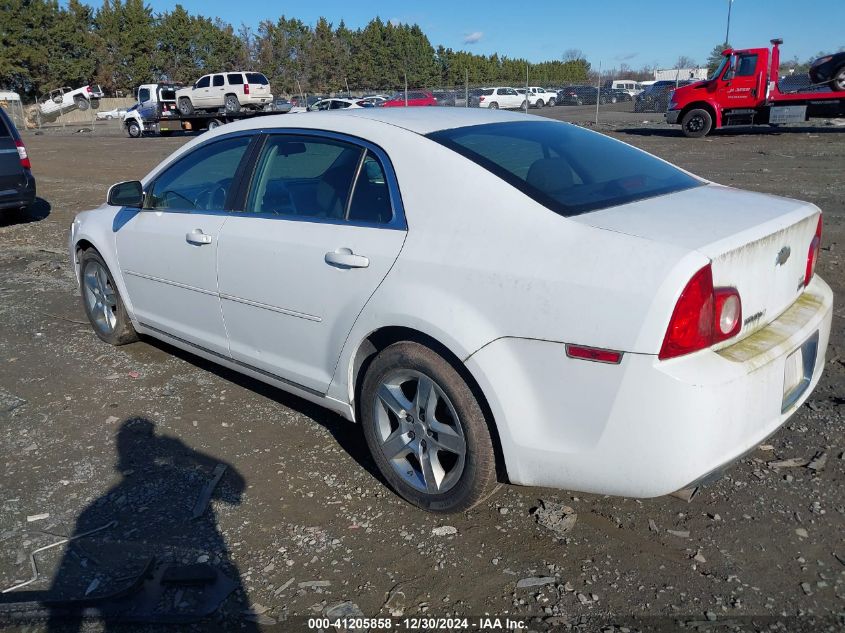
(463, 31), (483, 44)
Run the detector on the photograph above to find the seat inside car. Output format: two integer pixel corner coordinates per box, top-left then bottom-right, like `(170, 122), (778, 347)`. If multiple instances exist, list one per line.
(527, 157), (574, 196)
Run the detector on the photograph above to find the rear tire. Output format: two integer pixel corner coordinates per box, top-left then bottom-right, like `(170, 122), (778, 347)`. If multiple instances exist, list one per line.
(832, 66), (845, 91)
(206, 118), (223, 131)
(178, 98), (194, 116)
(488, 102), (499, 110)
(360, 341), (498, 513)
(681, 108), (713, 138)
(535, 99), (544, 108)
(74, 97), (89, 111)
(224, 94), (240, 114)
(78, 249), (138, 346)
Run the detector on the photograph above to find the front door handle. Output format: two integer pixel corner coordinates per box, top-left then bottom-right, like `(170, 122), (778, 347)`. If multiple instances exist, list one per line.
(186, 229), (213, 245)
(324, 248), (369, 269)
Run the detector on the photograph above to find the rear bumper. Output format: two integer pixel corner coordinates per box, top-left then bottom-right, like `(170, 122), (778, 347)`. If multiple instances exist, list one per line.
(666, 109), (681, 124)
(465, 276), (833, 497)
(0, 170), (36, 210)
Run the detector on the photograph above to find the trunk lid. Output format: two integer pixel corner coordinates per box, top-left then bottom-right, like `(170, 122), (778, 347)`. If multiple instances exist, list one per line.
(573, 184), (820, 342)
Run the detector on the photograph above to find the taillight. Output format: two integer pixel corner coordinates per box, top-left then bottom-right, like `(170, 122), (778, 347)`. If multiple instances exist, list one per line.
(15, 140), (31, 169)
(244, 84), (250, 95)
(86, 86), (91, 93)
(804, 214), (822, 287)
(479, 95), (485, 101)
(659, 264), (743, 360)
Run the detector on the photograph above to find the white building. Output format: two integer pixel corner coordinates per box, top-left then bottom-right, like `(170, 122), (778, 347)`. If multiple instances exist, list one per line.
(653, 67), (709, 82)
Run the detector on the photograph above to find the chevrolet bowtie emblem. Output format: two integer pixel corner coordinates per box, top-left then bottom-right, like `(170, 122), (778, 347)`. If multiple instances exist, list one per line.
(775, 246), (791, 266)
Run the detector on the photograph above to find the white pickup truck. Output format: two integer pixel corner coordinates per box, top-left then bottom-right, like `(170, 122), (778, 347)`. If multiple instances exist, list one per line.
(38, 85), (104, 116)
(516, 86), (555, 108)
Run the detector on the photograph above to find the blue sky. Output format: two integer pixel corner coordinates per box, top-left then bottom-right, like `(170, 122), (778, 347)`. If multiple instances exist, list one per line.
(144, 0), (843, 69)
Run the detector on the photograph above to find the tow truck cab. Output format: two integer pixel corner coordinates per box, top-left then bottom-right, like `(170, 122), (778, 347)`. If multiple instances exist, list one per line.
(667, 39), (845, 137)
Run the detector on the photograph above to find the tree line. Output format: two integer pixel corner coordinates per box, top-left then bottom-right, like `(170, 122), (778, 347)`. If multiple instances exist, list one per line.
(1, 0), (592, 99)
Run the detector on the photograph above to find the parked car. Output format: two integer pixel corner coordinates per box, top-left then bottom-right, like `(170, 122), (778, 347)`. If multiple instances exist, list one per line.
(176, 72), (273, 115)
(515, 88), (549, 108)
(558, 85), (603, 105)
(381, 90), (437, 107)
(634, 80), (692, 113)
(808, 51), (845, 91)
(38, 85), (104, 116)
(272, 98), (292, 113)
(605, 88), (633, 103)
(476, 87), (525, 110)
(70, 109), (832, 513)
(529, 86), (556, 106)
(360, 94), (390, 107)
(610, 80), (642, 97)
(289, 95), (321, 112)
(96, 107), (128, 120)
(0, 106), (35, 218)
(308, 98), (373, 111)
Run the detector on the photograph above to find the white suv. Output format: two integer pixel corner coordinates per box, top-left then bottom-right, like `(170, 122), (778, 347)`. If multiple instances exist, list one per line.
(476, 87), (524, 110)
(176, 72), (273, 115)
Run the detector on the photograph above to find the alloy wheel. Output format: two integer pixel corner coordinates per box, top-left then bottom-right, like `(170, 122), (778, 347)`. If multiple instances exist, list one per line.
(82, 261), (117, 335)
(372, 370), (466, 494)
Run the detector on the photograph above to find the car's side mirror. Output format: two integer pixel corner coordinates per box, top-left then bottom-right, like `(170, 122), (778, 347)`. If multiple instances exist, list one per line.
(107, 180), (144, 208)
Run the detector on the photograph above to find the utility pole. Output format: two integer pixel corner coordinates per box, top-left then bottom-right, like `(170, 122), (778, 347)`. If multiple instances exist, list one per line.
(595, 61), (601, 125)
(725, 0), (733, 45)
(524, 64), (529, 113)
(404, 72), (408, 107)
(465, 68), (468, 108)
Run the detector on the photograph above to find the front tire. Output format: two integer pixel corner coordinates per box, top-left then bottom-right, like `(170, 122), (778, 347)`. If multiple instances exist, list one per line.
(79, 249), (138, 346)
(360, 342), (498, 513)
(126, 121), (141, 138)
(681, 108), (713, 138)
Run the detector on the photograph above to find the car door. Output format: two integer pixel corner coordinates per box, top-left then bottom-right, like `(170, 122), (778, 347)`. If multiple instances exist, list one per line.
(211, 74), (226, 107)
(193, 75), (211, 107)
(217, 132), (406, 394)
(717, 52), (761, 108)
(114, 134), (254, 355)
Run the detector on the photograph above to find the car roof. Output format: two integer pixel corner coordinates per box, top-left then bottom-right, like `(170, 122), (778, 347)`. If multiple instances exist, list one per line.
(340, 106), (531, 134)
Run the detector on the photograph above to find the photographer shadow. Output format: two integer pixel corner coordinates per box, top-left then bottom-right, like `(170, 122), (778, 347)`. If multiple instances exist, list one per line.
(45, 417), (258, 632)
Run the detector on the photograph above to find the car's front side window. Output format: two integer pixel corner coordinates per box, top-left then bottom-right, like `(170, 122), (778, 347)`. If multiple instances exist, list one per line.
(147, 136), (252, 212)
(196, 76), (210, 89)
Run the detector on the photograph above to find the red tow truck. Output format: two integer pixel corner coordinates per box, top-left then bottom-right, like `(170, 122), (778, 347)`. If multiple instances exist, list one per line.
(666, 39), (845, 137)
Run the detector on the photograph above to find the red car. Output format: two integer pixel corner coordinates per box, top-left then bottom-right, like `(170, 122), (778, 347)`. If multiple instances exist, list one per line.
(380, 90), (437, 107)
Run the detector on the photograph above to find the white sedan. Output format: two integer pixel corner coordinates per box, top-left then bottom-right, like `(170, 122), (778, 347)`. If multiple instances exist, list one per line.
(96, 107), (127, 120)
(69, 109), (832, 513)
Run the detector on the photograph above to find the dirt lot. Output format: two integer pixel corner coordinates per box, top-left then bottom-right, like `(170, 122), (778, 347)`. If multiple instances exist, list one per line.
(0, 112), (843, 632)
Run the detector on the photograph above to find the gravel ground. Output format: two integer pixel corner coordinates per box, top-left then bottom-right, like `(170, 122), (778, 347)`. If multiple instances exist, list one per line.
(0, 111), (843, 633)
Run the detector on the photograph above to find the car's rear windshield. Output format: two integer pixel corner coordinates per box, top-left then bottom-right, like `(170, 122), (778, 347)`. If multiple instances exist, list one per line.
(160, 88), (176, 100)
(427, 121), (701, 216)
(246, 73), (269, 85)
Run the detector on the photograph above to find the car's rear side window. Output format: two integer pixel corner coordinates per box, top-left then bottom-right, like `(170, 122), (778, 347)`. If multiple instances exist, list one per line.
(0, 112), (11, 138)
(427, 121), (701, 216)
(246, 73), (269, 85)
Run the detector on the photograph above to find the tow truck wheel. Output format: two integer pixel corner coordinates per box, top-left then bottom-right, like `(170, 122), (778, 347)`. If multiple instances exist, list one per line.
(126, 121), (142, 138)
(178, 98), (194, 116)
(207, 119), (223, 131)
(681, 108), (712, 138)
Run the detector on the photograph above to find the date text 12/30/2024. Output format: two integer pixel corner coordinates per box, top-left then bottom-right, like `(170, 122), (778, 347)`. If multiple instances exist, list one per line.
(307, 617), (527, 630)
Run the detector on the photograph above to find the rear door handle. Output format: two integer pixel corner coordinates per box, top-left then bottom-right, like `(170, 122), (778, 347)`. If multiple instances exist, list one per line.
(324, 248), (369, 269)
(186, 229), (213, 245)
